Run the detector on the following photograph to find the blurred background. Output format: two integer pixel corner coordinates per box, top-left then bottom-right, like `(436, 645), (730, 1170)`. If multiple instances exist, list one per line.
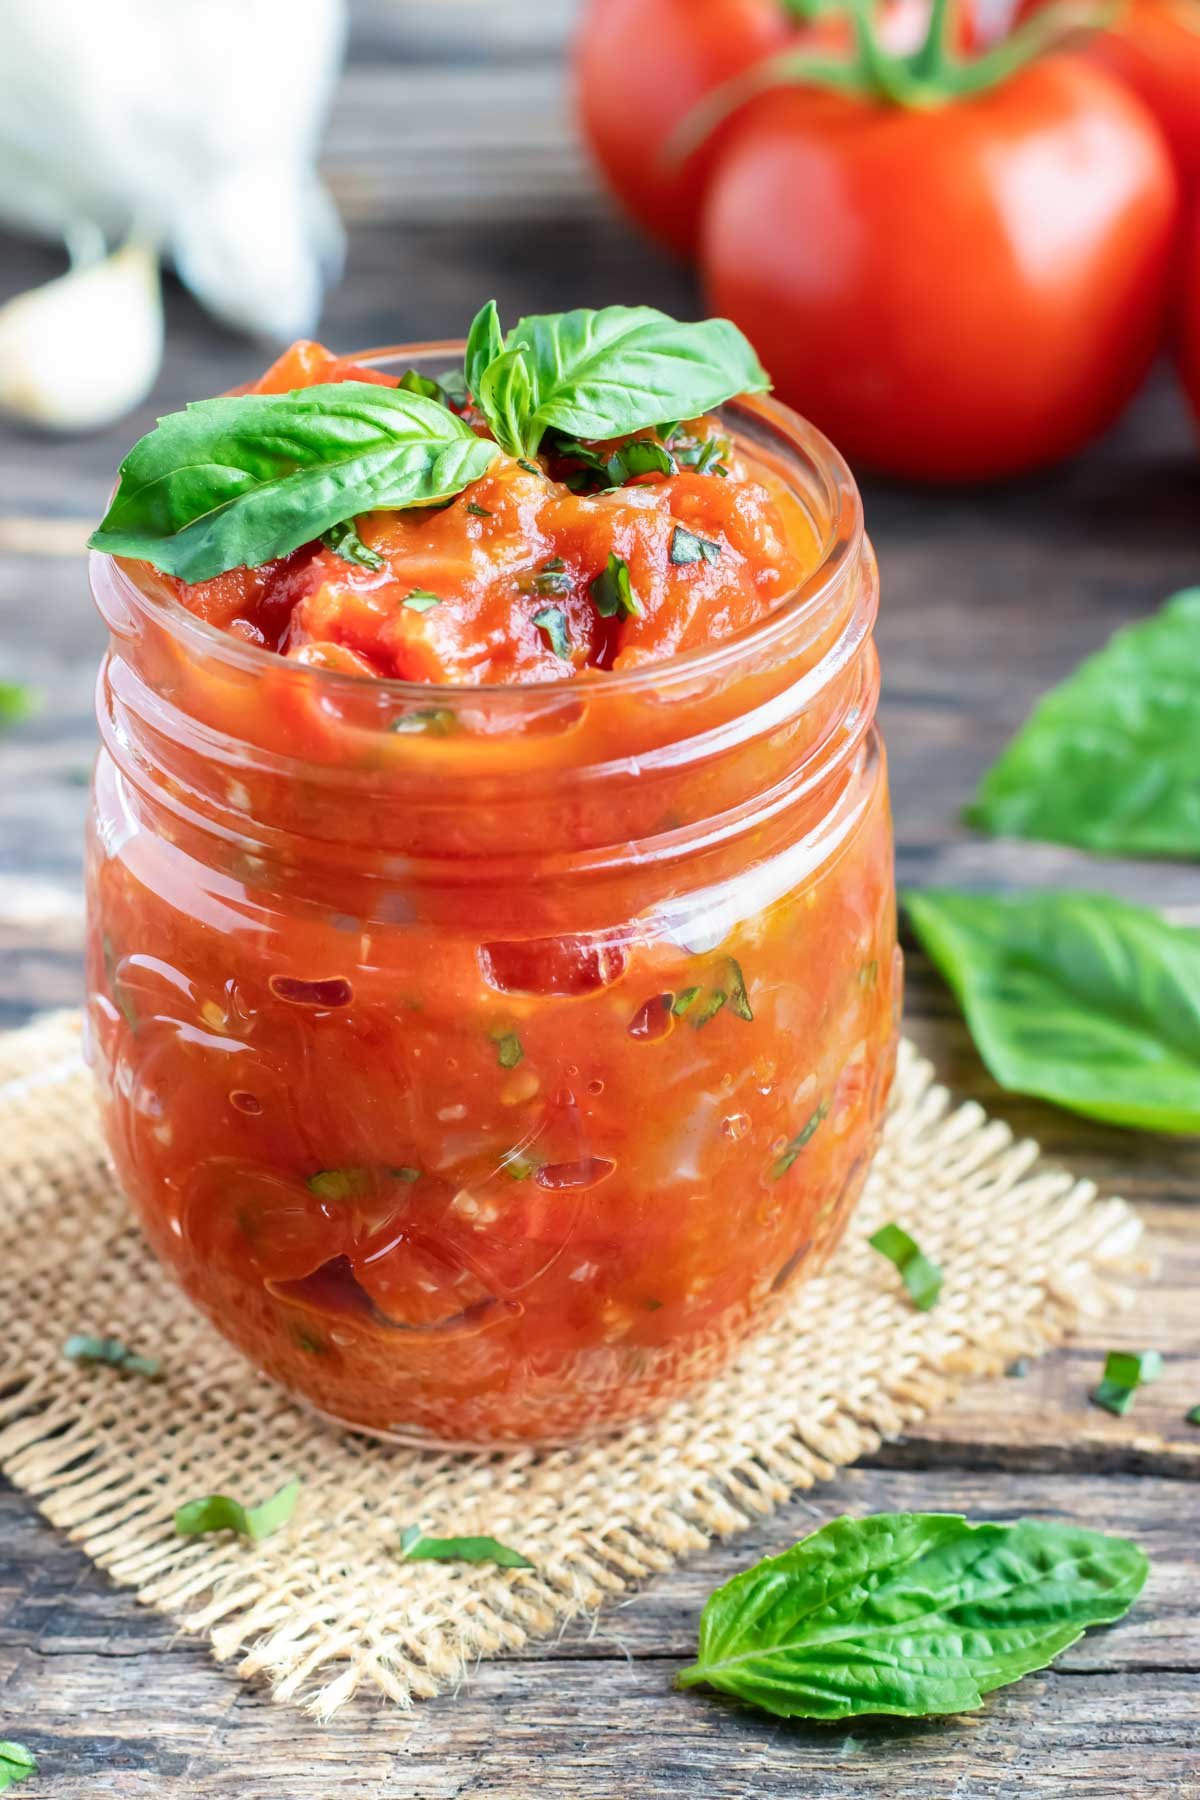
(0, 0), (1196, 1027)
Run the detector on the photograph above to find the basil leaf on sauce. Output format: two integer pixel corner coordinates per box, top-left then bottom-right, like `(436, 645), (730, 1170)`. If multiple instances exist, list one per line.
(64, 1334), (162, 1380)
(465, 300), (769, 458)
(769, 1100), (828, 1179)
(493, 1030), (525, 1069)
(402, 589), (441, 612)
(677, 1513), (1148, 1720)
(399, 1525), (532, 1568)
(89, 384), (498, 582)
(669, 525), (721, 566)
(968, 590), (1200, 860)
(322, 519), (385, 571)
(532, 607), (572, 661)
(590, 552), (642, 620)
(868, 1223), (943, 1312)
(905, 888), (1200, 1134)
(174, 1477), (301, 1543)
(0, 1743), (36, 1791)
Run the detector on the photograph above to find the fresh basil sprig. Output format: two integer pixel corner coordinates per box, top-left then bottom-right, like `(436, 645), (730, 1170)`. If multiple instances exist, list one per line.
(466, 301), (769, 459)
(905, 888), (1200, 1135)
(968, 589), (1200, 860)
(89, 384), (498, 583)
(678, 1513), (1147, 1720)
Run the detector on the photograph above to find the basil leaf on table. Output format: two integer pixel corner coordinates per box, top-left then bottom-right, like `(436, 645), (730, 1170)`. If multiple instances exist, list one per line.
(64, 1333), (162, 1380)
(967, 589), (1200, 859)
(89, 384), (498, 582)
(0, 1743), (36, 1791)
(399, 1525), (532, 1569)
(677, 1512), (1147, 1720)
(904, 888), (1200, 1134)
(174, 1477), (301, 1543)
(467, 301), (769, 458)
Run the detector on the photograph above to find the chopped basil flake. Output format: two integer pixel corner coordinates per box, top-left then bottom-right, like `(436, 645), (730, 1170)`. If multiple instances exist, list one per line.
(399, 1524), (532, 1568)
(726, 958), (754, 1022)
(466, 501), (492, 518)
(289, 1324), (328, 1354)
(390, 707), (458, 736)
(321, 520), (385, 571)
(402, 589), (441, 612)
(532, 557), (572, 598)
(1090, 1349), (1163, 1416)
(64, 1334), (162, 1380)
(1186, 1405), (1200, 1427)
(532, 606), (572, 661)
(503, 1156), (535, 1181)
(770, 1101), (830, 1180)
(549, 436), (608, 474)
(691, 989), (728, 1029)
(607, 439), (676, 485)
(869, 1222), (943, 1311)
(1005, 1358), (1030, 1379)
(0, 1742), (36, 1790)
(672, 987), (702, 1017)
(590, 551), (642, 620)
(669, 524), (722, 566)
(493, 1031), (524, 1069)
(307, 1168), (371, 1200)
(391, 1165), (422, 1184)
(174, 1477), (301, 1543)
(643, 1297), (664, 1311)
(517, 458), (543, 478)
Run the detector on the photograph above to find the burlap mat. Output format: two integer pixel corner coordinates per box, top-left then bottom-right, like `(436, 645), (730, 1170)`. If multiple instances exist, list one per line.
(0, 1010), (1141, 1719)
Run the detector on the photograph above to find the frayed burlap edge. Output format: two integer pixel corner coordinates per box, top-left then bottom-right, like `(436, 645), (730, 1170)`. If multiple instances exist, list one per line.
(0, 1010), (1143, 1720)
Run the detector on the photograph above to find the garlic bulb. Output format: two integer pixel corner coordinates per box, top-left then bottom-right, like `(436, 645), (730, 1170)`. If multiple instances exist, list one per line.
(0, 240), (163, 433)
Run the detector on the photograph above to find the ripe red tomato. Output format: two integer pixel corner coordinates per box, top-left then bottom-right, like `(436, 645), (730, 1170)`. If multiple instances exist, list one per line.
(575, 0), (795, 258)
(1179, 200), (1200, 427)
(701, 56), (1180, 481)
(1077, 0), (1200, 193)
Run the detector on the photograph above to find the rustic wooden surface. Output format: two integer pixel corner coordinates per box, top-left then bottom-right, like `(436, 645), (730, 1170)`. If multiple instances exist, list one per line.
(0, 3), (1198, 1794)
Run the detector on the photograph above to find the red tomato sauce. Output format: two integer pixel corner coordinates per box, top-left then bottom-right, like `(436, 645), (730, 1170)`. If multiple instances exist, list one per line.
(87, 341), (899, 1444)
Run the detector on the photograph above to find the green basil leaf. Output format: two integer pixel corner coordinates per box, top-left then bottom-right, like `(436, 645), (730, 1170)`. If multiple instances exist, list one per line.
(493, 1030), (524, 1069)
(967, 589), (1200, 860)
(477, 348), (536, 459)
(465, 300), (504, 405)
(64, 1333), (162, 1380)
(0, 1743), (36, 1791)
(306, 1168), (371, 1200)
(174, 1477), (301, 1543)
(397, 367), (448, 404)
(89, 384), (498, 582)
(670, 525), (722, 566)
(322, 519), (385, 571)
(1186, 1404), (1200, 1426)
(677, 1512), (1148, 1720)
(466, 501), (492, 518)
(403, 589), (441, 613)
(495, 304), (769, 455)
(672, 986), (702, 1017)
(769, 1100), (829, 1179)
(607, 439), (676, 484)
(590, 551), (642, 620)
(905, 888), (1200, 1134)
(399, 1525), (532, 1568)
(532, 606), (572, 661)
(1090, 1348), (1163, 1415)
(0, 682), (39, 729)
(868, 1223), (943, 1312)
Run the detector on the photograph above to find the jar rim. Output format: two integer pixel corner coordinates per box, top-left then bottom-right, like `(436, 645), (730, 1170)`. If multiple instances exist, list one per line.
(92, 339), (864, 707)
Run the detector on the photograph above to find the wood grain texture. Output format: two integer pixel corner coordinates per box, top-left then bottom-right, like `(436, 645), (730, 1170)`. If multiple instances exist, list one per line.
(0, 0), (1198, 1791)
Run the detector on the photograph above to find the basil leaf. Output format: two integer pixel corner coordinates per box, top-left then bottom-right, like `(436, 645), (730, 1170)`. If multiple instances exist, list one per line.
(868, 1223), (943, 1312)
(465, 299), (504, 404)
(466, 501), (492, 518)
(590, 552), (642, 620)
(399, 1525), (532, 1569)
(174, 1477), (301, 1543)
(678, 1513), (1148, 1720)
(532, 606), (572, 661)
(726, 958), (754, 1022)
(1091, 1348), (1163, 1415)
(398, 367), (448, 404)
(1187, 1405), (1200, 1426)
(769, 1100), (828, 1179)
(89, 384), (498, 582)
(670, 525), (721, 566)
(64, 1333), (162, 1380)
(307, 1168), (371, 1200)
(905, 888), (1200, 1134)
(607, 439), (676, 484)
(472, 304), (768, 458)
(0, 682), (39, 729)
(672, 986), (702, 1016)
(968, 590), (1200, 860)
(0, 1743), (36, 1791)
(322, 519), (384, 571)
(402, 589), (441, 613)
(493, 1030), (524, 1069)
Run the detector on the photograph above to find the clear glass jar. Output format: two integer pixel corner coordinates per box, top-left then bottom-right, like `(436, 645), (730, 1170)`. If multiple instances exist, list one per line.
(85, 345), (899, 1445)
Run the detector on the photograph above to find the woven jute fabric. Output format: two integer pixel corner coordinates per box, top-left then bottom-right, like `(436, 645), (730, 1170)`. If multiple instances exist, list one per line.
(0, 1010), (1142, 1719)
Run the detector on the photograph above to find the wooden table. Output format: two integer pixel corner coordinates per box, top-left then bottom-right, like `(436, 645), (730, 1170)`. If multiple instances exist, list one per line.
(1, 5), (1197, 1794)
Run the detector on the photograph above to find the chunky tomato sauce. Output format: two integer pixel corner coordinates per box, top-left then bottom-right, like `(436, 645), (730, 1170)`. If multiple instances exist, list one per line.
(86, 341), (899, 1443)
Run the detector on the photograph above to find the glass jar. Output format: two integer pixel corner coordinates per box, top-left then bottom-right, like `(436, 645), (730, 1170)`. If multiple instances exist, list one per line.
(85, 345), (899, 1446)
